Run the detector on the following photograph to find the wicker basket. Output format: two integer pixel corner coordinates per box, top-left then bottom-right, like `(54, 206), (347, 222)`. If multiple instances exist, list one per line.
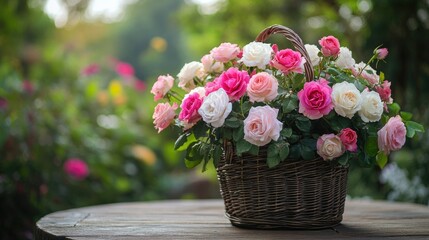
(216, 25), (349, 230)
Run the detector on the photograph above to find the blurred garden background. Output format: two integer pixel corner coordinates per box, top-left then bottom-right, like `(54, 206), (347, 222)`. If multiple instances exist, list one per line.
(1, 0), (428, 239)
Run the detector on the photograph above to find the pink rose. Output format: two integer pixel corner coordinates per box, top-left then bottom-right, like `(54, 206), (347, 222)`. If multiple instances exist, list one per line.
(297, 78), (333, 119)
(243, 106), (283, 146)
(151, 75), (174, 101)
(339, 128), (358, 152)
(270, 49), (305, 74)
(210, 42), (240, 63)
(153, 102), (178, 133)
(205, 78), (221, 96)
(318, 36), (340, 57)
(375, 80), (393, 104)
(376, 48), (388, 60)
(377, 115), (406, 154)
(64, 158), (89, 180)
(179, 92), (203, 125)
(317, 134), (345, 160)
(115, 61), (135, 77)
(246, 72), (278, 102)
(201, 54), (224, 73)
(218, 67), (250, 101)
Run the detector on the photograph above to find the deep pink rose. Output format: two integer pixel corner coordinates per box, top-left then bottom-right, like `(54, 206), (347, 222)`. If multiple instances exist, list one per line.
(247, 72), (278, 102)
(377, 115), (406, 154)
(339, 128), (358, 152)
(270, 49), (305, 74)
(297, 78), (333, 119)
(243, 106), (283, 146)
(151, 75), (174, 101)
(205, 78), (221, 96)
(64, 158), (89, 180)
(81, 63), (100, 76)
(375, 80), (393, 104)
(210, 42), (240, 63)
(319, 36), (340, 57)
(153, 102), (178, 133)
(179, 92), (203, 125)
(217, 67), (250, 101)
(116, 61), (135, 77)
(317, 134), (345, 160)
(376, 48), (388, 60)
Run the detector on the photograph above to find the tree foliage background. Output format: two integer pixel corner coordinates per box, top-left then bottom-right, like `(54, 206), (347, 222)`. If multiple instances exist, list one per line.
(0, 0), (428, 239)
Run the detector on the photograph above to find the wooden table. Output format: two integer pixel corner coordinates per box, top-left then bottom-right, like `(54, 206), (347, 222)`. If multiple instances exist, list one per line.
(35, 199), (429, 239)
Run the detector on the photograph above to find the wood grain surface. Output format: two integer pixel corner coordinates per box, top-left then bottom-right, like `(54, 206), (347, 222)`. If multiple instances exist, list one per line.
(35, 199), (429, 239)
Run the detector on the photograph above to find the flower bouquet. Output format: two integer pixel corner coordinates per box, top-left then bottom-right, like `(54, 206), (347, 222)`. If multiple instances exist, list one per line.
(151, 25), (424, 229)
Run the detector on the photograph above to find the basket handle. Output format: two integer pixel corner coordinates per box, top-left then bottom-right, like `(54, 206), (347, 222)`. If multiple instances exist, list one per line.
(255, 24), (314, 82)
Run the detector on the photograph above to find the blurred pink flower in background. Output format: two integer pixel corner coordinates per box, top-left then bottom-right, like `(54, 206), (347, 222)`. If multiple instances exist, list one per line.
(22, 80), (34, 94)
(115, 61), (135, 77)
(81, 63), (100, 76)
(64, 158), (89, 180)
(0, 97), (8, 110)
(134, 80), (146, 92)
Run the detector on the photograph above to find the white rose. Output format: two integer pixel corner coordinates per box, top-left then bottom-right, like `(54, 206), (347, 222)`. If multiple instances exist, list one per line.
(177, 61), (204, 92)
(198, 88), (232, 128)
(335, 47), (355, 69)
(304, 44), (321, 67)
(317, 134), (345, 161)
(240, 42), (272, 69)
(201, 54), (224, 73)
(331, 82), (362, 118)
(358, 90), (383, 122)
(353, 62), (379, 86)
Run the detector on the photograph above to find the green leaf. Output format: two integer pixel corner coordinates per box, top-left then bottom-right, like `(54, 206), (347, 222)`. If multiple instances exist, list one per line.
(300, 143), (315, 160)
(174, 133), (188, 150)
(376, 151), (388, 169)
(193, 121), (208, 138)
(364, 135), (378, 157)
(289, 144), (301, 159)
(280, 128), (293, 138)
(353, 80), (366, 92)
(301, 138), (317, 150)
(337, 152), (349, 166)
(282, 95), (298, 113)
(267, 143), (280, 168)
(212, 145), (222, 168)
(326, 67), (342, 76)
(248, 144), (259, 155)
(233, 126), (244, 141)
(296, 118), (311, 132)
(405, 121), (425, 138)
(241, 101), (252, 114)
(379, 72), (385, 82)
(236, 139), (252, 155)
(288, 134), (300, 143)
(400, 111), (413, 121)
(387, 103), (400, 116)
(279, 144), (290, 161)
(185, 158), (202, 168)
(292, 73), (305, 90)
(224, 117), (241, 128)
(223, 128), (233, 140)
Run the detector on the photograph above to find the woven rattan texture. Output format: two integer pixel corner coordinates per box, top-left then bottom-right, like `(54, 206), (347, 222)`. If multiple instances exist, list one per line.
(217, 144), (348, 229)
